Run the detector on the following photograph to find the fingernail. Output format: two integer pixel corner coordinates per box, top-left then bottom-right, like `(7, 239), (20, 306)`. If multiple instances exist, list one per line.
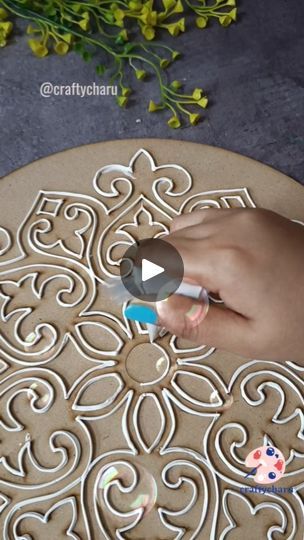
(124, 304), (158, 325)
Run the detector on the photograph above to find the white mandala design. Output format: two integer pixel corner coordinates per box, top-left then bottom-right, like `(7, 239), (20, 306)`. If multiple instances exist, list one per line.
(0, 149), (303, 539)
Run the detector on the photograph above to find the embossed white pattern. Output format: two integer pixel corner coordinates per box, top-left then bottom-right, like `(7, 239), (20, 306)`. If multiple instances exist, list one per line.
(0, 149), (303, 539)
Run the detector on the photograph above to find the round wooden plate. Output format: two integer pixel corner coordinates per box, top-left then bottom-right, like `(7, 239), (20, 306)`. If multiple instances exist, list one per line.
(0, 140), (303, 539)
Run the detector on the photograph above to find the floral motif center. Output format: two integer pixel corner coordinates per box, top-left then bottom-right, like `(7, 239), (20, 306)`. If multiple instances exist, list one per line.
(125, 343), (170, 385)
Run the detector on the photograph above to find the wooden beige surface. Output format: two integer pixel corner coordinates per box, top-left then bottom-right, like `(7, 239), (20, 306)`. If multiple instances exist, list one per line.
(0, 140), (303, 539)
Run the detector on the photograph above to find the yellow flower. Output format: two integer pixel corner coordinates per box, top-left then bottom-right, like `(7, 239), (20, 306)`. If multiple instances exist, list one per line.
(79, 18), (90, 31)
(129, 1), (142, 10)
(0, 21), (12, 37)
(171, 50), (180, 60)
(170, 80), (182, 90)
(28, 39), (48, 58)
(26, 24), (37, 35)
(117, 96), (128, 107)
(198, 97), (208, 108)
(62, 33), (73, 44)
(54, 41), (69, 55)
(189, 113), (200, 125)
(229, 8), (237, 21)
(114, 8), (125, 21)
(160, 58), (170, 68)
(162, 0), (176, 10)
(135, 69), (147, 80)
(178, 17), (185, 31)
(120, 87), (131, 97)
(0, 8), (8, 20)
(192, 88), (203, 100)
(219, 14), (232, 26)
(174, 0), (184, 14)
(148, 100), (160, 112)
(141, 25), (155, 40)
(166, 17), (185, 36)
(196, 16), (207, 29)
(167, 115), (181, 128)
(119, 29), (128, 41)
(140, 9), (157, 26)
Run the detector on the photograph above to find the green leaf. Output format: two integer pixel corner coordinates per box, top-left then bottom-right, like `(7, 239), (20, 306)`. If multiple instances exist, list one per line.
(119, 29), (128, 41)
(115, 35), (125, 45)
(74, 42), (85, 53)
(44, 6), (57, 17)
(105, 12), (115, 22)
(71, 4), (83, 13)
(124, 42), (134, 54)
(96, 64), (106, 76)
(82, 50), (93, 62)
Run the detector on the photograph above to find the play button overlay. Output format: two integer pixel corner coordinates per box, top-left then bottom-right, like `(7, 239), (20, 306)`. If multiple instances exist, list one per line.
(120, 238), (184, 302)
(142, 259), (164, 282)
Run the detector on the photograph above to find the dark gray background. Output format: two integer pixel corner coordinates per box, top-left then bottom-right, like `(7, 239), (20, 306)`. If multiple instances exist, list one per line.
(0, 0), (303, 183)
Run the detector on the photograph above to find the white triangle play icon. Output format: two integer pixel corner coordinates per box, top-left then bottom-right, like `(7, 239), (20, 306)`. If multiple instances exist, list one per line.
(142, 258), (164, 282)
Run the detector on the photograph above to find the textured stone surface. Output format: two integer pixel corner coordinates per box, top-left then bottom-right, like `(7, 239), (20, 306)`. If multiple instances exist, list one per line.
(0, 0), (303, 183)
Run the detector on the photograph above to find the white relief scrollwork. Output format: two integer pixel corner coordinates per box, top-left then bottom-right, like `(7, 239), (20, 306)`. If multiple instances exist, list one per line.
(13, 496), (79, 540)
(0, 261), (129, 365)
(0, 369), (90, 493)
(179, 187), (257, 214)
(220, 489), (297, 539)
(0, 228), (12, 258)
(93, 148), (192, 217)
(72, 373), (125, 412)
(0, 493), (11, 515)
(159, 459), (216, 539)
(133, 393), (165, 454)
(205, 360), (304, 496)
(82, 450), (218, 539)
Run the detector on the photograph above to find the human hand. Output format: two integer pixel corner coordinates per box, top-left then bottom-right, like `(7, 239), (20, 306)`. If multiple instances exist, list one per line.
(157, 209), (304, 362)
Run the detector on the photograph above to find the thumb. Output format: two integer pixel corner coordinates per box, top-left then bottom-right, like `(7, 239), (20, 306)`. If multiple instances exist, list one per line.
(156, 294), (249, 354)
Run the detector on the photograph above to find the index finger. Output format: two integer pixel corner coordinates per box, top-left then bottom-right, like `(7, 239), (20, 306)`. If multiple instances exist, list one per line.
(163, 233), (220, 292)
